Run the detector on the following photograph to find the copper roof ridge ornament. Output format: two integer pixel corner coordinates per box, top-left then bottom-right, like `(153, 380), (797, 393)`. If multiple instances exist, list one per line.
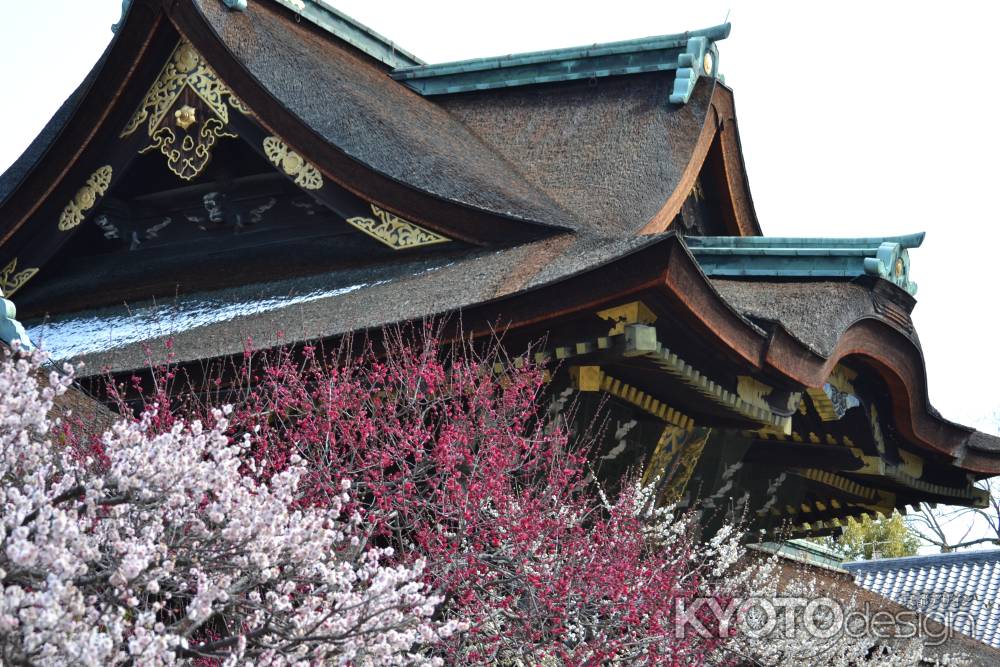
(685, 232), (924, 296)
(111, 0), (131, 33)
(0, 290), (34, 352)
(862, 241), (918, 296)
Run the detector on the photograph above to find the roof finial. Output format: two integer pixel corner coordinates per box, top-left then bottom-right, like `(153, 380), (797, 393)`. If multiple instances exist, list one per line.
(112, 0), (131, 33)
(668, 23), (730, 105)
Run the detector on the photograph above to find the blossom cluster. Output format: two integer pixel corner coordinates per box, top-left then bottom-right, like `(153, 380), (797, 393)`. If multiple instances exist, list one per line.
(171, 334), (753, 664)
(0, 345), (456, 666)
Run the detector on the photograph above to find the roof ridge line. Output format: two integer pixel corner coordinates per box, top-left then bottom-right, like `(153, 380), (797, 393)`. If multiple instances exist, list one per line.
(393, 23), (730, 76)
(844, 549), (1000, 569)
(390, 23), (730, 103)
(268, 0), (424, 68)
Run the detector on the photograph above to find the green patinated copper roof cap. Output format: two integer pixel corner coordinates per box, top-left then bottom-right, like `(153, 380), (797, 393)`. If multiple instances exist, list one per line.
(269, 0), (423, 68)
(753, 539), (847, 571)
(0, 290), (34, 351)
(685, 233), (925, 295)
(391, 23), (730, 104)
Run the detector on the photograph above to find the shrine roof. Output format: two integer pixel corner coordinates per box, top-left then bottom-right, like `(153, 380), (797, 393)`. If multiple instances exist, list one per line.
(694, 233), (924, 294)
(192, 0), (579, 233)
(25, 231), (1000, 475)
(710, 279), (899, 358)
(747, 550), (1000, 662)
(0, 0), (755, 256)
(31, 233), (664, 369)
(2, 1), (998, 477)
(190, 0), (746, 237)
(29, 234), (913, 383)
(846, 550), (1000, 649)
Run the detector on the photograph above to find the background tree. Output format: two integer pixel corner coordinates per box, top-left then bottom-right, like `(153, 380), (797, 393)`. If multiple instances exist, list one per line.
(177, 332), (747, 665)
(909, 476), (1000, 553)
(907, 409), (1000, 553)
(823, 510), (920, 561)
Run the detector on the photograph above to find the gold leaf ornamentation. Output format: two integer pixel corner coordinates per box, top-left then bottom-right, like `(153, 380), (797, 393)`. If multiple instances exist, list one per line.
(347, 204), (451, 250)
(122, 41), (247, 138)
(644, 425), (712, 505)
(262, 136), (323, 190)
(58, 166), (113, 231)
(0, 259), (39, 297)
(228, 95), (253, 116)
(122, 40), (247, 181)
(174, 105), (197, 130)
(140, 119), (237, 181)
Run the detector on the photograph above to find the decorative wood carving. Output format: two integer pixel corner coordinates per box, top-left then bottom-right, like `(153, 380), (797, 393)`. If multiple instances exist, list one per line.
(122, 40), (249, 181)
(262, 137), (323, 190)
(0, 258), (38, 297)
(647, 425), (713, 505)
(58, 166), (113, 231)
(347, 204), (450, 250)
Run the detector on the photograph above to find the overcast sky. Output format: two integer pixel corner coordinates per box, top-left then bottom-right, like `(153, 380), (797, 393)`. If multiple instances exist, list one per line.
(1, 0), (998, 440)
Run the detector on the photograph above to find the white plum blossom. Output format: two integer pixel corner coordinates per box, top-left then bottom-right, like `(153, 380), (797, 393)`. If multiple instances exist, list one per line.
(0, 345), (458, 665)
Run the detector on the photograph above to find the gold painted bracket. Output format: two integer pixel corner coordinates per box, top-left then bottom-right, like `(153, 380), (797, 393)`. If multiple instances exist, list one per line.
(645, 426), (712, 504)
(596, 300), (657, 335)
(347, 204), (451, 250)
(262, 136), (324, 190)
(621, 323), (793, 432)
(656, 426), (712, 505)
(569, 364), (693, 429)
(0, 259), (38, 298)
(792, 468), (878, 502)
(550, 325), (791, 430)
(807, 364), (860, 421)
(58, 166), (113, 231)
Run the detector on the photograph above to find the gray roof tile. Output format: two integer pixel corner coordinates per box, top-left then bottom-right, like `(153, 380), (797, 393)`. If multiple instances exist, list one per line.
(845, 550), (1000, 648)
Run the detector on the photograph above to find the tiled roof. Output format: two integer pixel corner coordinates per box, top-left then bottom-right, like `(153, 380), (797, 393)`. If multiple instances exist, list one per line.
(845, 550), (1000, 648)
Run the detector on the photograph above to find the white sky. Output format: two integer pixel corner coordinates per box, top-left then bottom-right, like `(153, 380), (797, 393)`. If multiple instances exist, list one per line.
(1, 3), (998, 442)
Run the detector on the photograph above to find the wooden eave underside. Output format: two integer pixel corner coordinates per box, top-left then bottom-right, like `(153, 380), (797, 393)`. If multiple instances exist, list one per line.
(442, 235), (998, 475)
(81, 229), (998, 476)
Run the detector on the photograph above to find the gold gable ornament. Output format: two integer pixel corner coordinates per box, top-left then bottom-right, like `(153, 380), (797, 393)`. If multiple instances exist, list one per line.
(58, 166), (113, 231)
(122, 40), (250, 181)
(0, 259), (39, 298)
(347, 204), (451, 250)
(262, 137), (323, 190)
